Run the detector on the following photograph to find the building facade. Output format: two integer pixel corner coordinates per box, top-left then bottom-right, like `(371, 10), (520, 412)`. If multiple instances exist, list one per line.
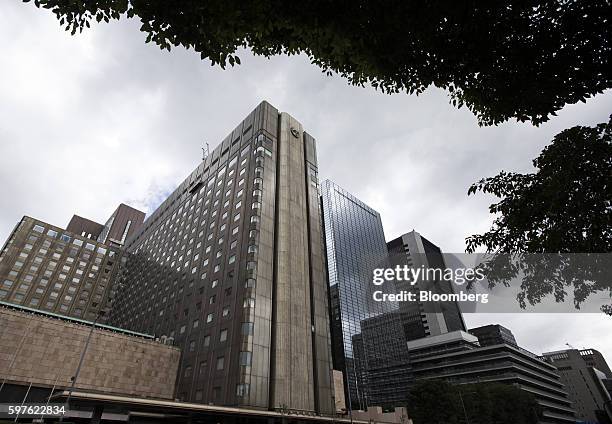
(406, 331), (576, 424)
(320, 180), (411, 410)
(542, 349), (612, 423)
(109, 101), (334, 414)
(0, 216), (121, 321)
(66, 203), (145, 247)
(469, 324), (518, 347)
(0, 303), (179, 403)
(386, 231), (466, 341)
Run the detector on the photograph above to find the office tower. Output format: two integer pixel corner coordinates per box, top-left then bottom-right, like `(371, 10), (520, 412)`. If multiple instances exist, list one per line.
(387, 230), (466, 341)
(66, 203), (145, 247)
(469, 324), (518, 347)
(407, 331), (576, 424)
(321, 180), (411, 410)
(542, 349), (612, 423)
(0, 216), (123, 321)
(579, 349), (612, 379)
(109, 101), (334, 413)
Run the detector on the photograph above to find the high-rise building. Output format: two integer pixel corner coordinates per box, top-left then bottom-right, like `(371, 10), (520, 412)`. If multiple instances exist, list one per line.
(407, 331), (576, 424)
(320, 180), (411, 410)
(0, 216), (123, 321)
(469, 324), (518, 347)
(109, 101), (334, 414)
(542, 349), (612, 423)
(386, 231), (466, 341)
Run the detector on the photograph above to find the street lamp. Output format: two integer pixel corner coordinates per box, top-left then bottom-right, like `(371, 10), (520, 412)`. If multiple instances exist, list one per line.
(59, 307), (107, 423)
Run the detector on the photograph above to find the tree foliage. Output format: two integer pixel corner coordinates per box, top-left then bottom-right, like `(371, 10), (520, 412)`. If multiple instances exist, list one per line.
(467, 117), (612, 313)
(408, 380), (540, 424)
(467, 117), (611, 254)
(24, 0), (611, 126)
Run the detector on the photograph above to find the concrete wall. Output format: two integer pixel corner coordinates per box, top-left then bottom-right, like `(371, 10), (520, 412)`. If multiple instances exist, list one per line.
(0, 306), (180, 399)
(270, 112), (315, 412)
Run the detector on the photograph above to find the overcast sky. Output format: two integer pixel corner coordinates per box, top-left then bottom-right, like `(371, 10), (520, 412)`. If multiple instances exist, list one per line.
(1, 3), (611, 364)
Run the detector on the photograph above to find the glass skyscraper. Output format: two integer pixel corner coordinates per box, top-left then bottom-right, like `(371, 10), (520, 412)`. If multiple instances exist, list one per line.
(321, 180), (411, 410)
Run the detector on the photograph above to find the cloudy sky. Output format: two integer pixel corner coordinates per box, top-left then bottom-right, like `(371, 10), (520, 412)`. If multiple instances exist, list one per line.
(1, 3), (611, 363)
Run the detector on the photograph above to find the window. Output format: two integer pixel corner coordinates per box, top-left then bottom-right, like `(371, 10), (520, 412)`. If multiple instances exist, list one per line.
(233, 213), (241, 222)
(214, 264), (220, 273)
(209, 295), (216, 304)
(216, 356), (224, 370)
(199, 360), (208, 374)
(232, 227), (239, 235)
(222, 306), (230, 317)
(179, 325), (186, 334)
(195, 390), (203, 401)
(189, 340), (196, 352)
(211, 279), (218, 288)
(241, 322), (254, 335)
(219, 329), (228, 342)
(247, 245), (258, 254)
(243, 298), (255, 308)
(193, 319), (199, 328)
(47, 229), (58, 237)
(33, 225), (44, 233)
(206, 313), (214, 323)
(60, 234), (70, 242)
(228, 255), (236, 264)
(184, 366), (192, 377)
(203, 335), (211, 347)
(236, 384), (250, 397)
(239, 351), (252, 366)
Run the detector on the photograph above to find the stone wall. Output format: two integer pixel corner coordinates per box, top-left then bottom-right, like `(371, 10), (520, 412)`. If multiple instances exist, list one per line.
(0, 306), (180, 399)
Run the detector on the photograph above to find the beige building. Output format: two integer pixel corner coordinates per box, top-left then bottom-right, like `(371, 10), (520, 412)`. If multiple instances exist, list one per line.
(0, 304), (180, 401)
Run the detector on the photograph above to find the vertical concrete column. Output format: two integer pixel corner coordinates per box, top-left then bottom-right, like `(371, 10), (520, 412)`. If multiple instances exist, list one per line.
(270, 113), (315, 411)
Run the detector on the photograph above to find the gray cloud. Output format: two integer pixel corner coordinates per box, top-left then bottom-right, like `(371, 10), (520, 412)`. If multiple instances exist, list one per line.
(1, 2), (610, 364)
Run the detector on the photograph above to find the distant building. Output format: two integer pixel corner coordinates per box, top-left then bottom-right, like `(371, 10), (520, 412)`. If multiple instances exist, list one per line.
(542, 349), (612, 423)
(96, 203), (146, 247)
(406, 331), (576, 424)
(66, 203), (145, 247)
(0, 216), (122, 321)
(580, 349), (612, 379)
(469, 324), (518, 347)
(386, 231), (466, 341)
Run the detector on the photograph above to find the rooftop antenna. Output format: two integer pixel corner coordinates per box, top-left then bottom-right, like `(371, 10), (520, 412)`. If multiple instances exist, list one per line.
(202, 142), (210, 161)
(566, 342), (575, 349)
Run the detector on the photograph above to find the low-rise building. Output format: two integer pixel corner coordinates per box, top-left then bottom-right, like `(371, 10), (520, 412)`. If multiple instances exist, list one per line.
(406, 331), (576, 424)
